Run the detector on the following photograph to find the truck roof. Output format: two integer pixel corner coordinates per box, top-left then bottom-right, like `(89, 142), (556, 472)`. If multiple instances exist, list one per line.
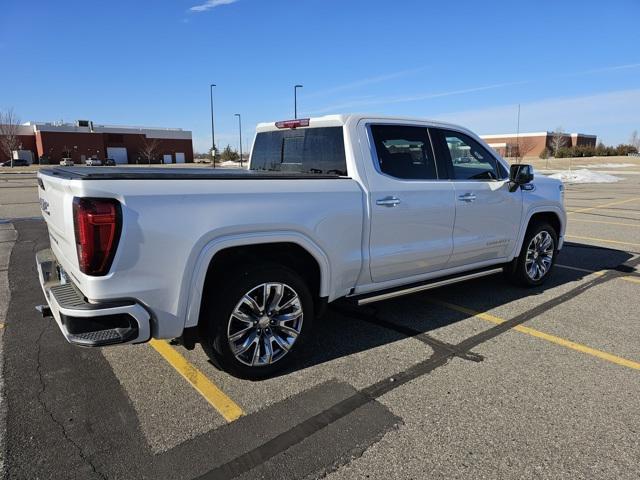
(256, 114), (466, 133)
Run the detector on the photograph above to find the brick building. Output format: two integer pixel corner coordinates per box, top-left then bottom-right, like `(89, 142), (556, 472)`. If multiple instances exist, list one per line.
(480, 131), (597, 158)
(0, 120), (193, 164)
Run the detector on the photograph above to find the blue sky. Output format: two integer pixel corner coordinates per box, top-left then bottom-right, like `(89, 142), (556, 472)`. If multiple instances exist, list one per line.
(1, 0), (639, 152)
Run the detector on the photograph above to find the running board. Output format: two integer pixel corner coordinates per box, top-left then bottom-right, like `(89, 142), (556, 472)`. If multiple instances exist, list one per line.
(355, 267), (504, 306)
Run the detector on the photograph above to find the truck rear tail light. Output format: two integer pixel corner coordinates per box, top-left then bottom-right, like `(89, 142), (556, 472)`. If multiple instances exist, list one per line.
(275, 118), (310, 129)
(73, 198), (122, 276)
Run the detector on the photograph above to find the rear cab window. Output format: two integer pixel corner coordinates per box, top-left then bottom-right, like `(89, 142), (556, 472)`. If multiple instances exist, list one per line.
(251, 127), (347, 175)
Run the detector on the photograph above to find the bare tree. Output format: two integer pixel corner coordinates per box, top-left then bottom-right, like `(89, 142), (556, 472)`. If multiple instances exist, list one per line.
(549, 127), (567, 157)
(0, 108), (21, 167)
(514, 137), (537, 163)
(220, 144), (239, 162)
(139, 136), (160, 164)
(630, 130), (640, 150)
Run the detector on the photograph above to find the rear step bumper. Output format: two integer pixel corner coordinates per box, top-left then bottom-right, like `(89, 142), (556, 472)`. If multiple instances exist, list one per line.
(35, 248), (151, 347)
(352, 266), (504, 306)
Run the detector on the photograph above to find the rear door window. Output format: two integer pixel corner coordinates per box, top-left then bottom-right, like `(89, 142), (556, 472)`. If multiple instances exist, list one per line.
(251, 127), (347, 175)
(369, 125), (438, 180)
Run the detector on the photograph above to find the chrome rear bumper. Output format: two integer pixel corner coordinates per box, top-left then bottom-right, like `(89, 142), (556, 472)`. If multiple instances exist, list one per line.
(36, 248), (151, 347)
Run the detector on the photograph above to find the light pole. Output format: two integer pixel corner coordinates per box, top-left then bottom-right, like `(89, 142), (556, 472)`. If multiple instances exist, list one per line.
(210, 83), (216, 168)
(234, 114), (243, 167)
(294, 84), (303, 119)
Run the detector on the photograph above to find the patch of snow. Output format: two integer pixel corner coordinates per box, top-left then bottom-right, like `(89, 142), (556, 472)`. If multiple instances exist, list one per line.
(574, 163), (636, 169)
(548, 169), (621, 184)
(217, 160), (248, 169)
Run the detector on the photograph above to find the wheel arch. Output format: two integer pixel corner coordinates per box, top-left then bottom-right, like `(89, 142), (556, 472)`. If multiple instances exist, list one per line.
(513, 208), (564, 258)
(184, 232), (330, 329)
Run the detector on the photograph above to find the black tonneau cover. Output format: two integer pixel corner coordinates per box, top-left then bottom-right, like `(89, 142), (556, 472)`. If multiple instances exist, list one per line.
(39, 167), (348, 181)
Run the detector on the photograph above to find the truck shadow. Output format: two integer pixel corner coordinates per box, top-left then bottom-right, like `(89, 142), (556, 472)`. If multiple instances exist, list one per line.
(283, 242), (638, 376)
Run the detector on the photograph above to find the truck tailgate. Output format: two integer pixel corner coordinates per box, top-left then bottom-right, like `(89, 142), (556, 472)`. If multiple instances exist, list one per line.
(37, 172), (79, 275)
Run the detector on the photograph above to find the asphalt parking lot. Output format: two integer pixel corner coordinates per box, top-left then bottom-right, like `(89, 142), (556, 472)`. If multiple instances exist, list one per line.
(1, 168), (639, 479)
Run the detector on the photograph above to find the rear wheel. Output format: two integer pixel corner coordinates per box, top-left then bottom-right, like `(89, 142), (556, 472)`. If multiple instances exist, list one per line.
(201, 264), (314, 379)
(505, 222), (558, 287)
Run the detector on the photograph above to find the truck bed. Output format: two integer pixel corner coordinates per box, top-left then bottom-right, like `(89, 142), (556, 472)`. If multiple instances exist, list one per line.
(37, 163), (364, 339)
(39, 167), (348, 181)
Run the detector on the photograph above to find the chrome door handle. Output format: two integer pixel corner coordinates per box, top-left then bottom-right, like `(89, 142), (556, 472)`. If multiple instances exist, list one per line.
(376, 196), (401, 207)
(457, 193), (476, 202)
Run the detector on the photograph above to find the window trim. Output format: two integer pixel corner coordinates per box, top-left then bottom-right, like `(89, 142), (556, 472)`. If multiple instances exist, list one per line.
(431, 127), (508, 182)
(366, 123), (441, 182)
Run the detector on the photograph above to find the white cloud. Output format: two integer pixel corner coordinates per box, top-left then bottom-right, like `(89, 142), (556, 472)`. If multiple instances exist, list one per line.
(436, 89), (640, 145)
(191, 89), (640, 151)
(305, 66), (430, 99)
(309, 80), (529, 114)
(307, 61), (640, 115)
(190, 0), (239, 13)
(568, 62), (640, 76)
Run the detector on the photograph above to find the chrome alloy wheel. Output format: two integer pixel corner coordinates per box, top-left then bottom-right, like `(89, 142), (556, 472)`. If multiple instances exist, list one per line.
(227, 282), (303, 367)
(525, 231), (555, 281)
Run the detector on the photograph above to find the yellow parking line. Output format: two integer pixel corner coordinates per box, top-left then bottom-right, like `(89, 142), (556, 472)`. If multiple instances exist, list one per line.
(555, 263), (640, 285)
(570, 218), (640, 228)
(430, 300), (640, 371)
(150, 339), (244, 422)
(566, 207), (640, 217)
(566, 234), (640, 248)
(578, 208), (640, 216)
(567, 196), (640, 215)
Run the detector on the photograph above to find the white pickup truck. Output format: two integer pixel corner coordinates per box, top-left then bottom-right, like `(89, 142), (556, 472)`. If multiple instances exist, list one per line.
(36, 114), (566, 378)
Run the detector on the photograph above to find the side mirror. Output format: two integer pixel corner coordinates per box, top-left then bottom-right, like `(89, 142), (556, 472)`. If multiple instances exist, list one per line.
(509, 164), (534, 191)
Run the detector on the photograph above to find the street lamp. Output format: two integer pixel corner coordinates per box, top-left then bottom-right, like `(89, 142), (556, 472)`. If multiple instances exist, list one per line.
(294, 84), (303, 119)
(234, 114), (243, 168)
(210, 83), (216, 168)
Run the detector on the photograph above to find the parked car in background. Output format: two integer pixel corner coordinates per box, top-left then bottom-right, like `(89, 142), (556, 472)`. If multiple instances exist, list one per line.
(85, 158), (102, 166)
(103, 158), (116, 166)
(59, 158), (74, 166)
(1, 159), (29, 167)
(35, 114), (566, 379)
(195, 157), (211, 163)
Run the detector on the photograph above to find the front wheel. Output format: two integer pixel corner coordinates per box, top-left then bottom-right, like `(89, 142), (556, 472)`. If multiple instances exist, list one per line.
(201, 265), (314, 379)
(505, 222), (558, 287)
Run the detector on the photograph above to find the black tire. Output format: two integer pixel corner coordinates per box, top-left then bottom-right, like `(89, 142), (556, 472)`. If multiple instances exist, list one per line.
(200, 264), (314, 379)
(504, 221), (558, 287)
